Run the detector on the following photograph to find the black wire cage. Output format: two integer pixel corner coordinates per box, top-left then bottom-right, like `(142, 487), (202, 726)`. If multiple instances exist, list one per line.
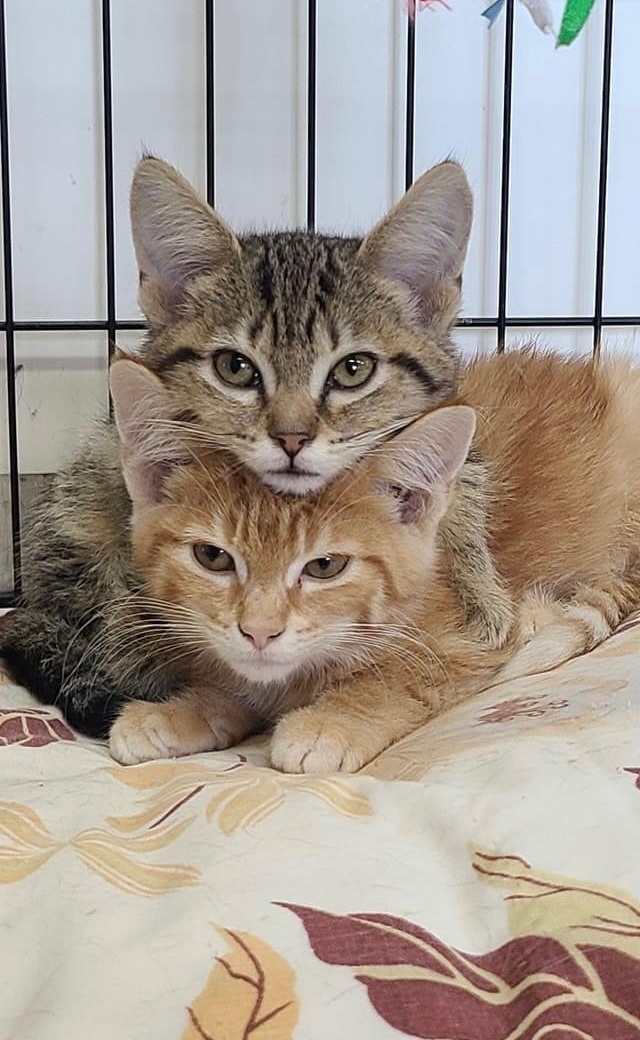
(0, 0), (631, 607)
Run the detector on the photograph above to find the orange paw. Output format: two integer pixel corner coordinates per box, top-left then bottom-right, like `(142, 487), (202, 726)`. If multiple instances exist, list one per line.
(109, 697), (241, 765)
(270, 711), (367, 774)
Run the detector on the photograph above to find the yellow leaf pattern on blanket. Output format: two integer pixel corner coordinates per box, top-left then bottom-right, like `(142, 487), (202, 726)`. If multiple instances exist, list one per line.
(0, 802), (60, 882)
(108, 758), (372, 835)
(0, 800), (199, 895)
(473, 848), (640, 955)
(182, 926), (299, 1040)
(71, 817), (200, 896)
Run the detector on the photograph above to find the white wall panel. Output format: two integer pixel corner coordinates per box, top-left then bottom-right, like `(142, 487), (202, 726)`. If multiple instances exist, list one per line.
(111, 0), (206, 320)
(601, 327), (640, 359)
(453, 328), (498, 358)
(506, 326), (594, 355)
(114, 328), (146, 357)
(214, 0), (303, 231)
(413, 4), (504, 319)
(507, 0), (604, 318)
(315, 0), (402, 233)
(7, 0), (104, 321)
(15, 334), (108, 475)
(603, 0), (640, 317)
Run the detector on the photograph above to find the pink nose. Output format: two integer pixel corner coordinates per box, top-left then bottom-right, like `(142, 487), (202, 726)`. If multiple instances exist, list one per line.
(239, 623), (284, 651)
(275, 432), (310, 459)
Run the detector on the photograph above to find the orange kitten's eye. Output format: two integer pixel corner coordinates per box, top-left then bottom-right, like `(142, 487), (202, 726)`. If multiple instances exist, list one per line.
(213, 350), (261, 389)
(193, 544), (236, 573)
(302, 554), (350, 580)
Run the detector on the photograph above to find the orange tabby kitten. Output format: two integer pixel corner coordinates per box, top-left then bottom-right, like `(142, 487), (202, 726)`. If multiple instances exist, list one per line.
(108, 348), (640, 772)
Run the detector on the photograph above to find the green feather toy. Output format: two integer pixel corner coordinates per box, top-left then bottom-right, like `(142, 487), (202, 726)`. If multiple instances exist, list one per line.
(557, 0), (598, 46)
(407, 0), (599, 47)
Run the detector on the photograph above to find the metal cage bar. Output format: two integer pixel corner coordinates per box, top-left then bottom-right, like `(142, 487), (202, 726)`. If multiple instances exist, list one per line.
(0, 315), (637, 336)
(0, 0), (20, 598)
(306, 0), (317, 231)
(497, 0), (515, 353)
(404, 13), (416, 191)
(101, 0), (116, 360)
(593, 0), (615, 358)
(205, 0), (215, 207)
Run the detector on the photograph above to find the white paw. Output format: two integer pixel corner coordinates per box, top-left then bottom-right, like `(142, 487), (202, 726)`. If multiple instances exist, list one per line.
(270, 714), (365, 775)
(109, 699), (233, 766)
(468, 595), (514, 650)
(109, 709), (183, 765)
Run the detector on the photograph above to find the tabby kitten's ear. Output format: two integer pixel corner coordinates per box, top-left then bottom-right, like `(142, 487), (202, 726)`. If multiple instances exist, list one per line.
(359, 161), (472, 321)
(110, 359), (190, 508)
(130, 156), (241, 328)
(377, 405), (476, 525)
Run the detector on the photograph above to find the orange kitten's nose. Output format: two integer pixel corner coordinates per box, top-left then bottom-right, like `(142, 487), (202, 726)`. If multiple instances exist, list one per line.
(275, 432), (310, 459)
(238, 623), (284, 651)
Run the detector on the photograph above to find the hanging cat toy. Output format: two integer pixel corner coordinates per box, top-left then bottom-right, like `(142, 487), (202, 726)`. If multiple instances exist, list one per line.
(406, 0), (597, 48)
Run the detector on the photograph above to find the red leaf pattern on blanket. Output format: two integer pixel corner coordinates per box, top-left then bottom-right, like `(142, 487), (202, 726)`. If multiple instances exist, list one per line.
(0, 709), (76, 747)
(477, 695), (569, 724)
(281, 904), (640, 1038)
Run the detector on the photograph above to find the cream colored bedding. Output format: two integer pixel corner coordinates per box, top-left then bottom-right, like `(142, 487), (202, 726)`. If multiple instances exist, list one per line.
(1, 615), (639, 1038)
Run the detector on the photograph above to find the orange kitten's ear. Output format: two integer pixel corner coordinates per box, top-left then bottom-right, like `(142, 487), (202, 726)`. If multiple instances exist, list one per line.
(110, 359), (190, 508)
(377, 406), (476, 525)
(359, 161), (472, 317)
(130, 156), (241, 329)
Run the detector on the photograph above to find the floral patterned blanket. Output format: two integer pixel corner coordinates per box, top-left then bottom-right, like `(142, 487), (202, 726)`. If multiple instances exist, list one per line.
(1, 613), (640, 1039)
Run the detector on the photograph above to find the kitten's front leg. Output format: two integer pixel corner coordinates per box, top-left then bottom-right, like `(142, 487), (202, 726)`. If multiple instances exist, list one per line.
(442, 457), (514, 651)
(270, 678), (431, 775)
(109, 689), (260, 765)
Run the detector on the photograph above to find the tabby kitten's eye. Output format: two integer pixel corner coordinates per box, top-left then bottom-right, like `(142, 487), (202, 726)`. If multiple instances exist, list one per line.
(213, 350), (261, 388)
(328, 353), (376, 390)
(193, 544), (235, 573)
(302, 554), (350, 580)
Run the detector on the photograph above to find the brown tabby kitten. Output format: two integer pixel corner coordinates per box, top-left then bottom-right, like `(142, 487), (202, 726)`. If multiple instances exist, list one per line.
(107, 349), (640, 772)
